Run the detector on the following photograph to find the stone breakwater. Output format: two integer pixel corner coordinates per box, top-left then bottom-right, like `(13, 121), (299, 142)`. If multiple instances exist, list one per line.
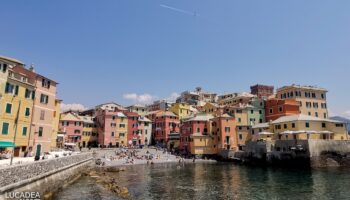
(235, 140), (350, 168)
(0, 152), (93, 200)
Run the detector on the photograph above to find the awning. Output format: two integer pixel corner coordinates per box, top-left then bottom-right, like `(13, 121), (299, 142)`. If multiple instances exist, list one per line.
(64, 143), (76, 146)
(0, 141), (15, 148)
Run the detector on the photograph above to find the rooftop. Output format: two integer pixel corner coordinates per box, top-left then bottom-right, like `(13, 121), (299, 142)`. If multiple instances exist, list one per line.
(277, 84), (327, 92)
(272, 114), (341, 124)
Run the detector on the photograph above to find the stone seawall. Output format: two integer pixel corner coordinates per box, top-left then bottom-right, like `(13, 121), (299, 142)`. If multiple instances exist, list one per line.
(0, 153), (93, 199)
(235, 140), (350, 168)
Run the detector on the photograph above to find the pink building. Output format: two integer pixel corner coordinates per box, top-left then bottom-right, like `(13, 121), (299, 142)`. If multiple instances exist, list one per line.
(94, 108), (119, 147)
(180, 114), (213, 153)
(13, 65), (58, 154)
(123, 111), (140, 146)
(59, 111), (83, 145)
(152, 111), (179, 146)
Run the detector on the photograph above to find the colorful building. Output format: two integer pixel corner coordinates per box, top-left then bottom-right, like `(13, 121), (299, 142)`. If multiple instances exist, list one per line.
(176, 87), (217, 105)
(114, 112), (128, 147)
(28, 67), (58, 155)
(127, 104), (148, 117)
(180, 114), (214, 154)
(59, 111), (84, 146)
(81, 115), (98, 148)
(170, 103), (195, 121)
(152, 111), (180, 146)
(124, 111), (140, 146)
(212, 114), (238, 152)
(138, 116), (152, 146)
(0, 57), (35, 157)
(246, 98), (265, 125)
(265, 98), (300, 122)
(51, 99), (62, 149)
(276, 85), (328, 119)
(271, 115), (348, 141)
(250, 84), (274, 99)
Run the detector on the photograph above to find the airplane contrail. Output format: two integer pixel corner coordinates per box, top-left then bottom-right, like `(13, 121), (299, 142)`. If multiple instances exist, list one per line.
(160, 4), (198, 17)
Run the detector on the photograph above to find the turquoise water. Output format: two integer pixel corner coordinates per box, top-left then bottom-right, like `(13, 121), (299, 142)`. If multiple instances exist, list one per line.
(55, 163), (350, 200)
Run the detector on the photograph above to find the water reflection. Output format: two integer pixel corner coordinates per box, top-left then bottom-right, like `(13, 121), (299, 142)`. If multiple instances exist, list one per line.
(55, 164), (350, 200)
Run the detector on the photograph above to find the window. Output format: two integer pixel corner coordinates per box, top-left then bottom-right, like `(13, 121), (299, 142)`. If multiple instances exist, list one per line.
(74, 129), (80, 134)
(38, 127), (43, 137)
(5, 83), (14, 94)
(292, 123), (295, 128)
(22, 127), (27, 136)
(25, 89), (30, 98)
(2, 63), (8, 72)
(322, 123), (326, 128)
(197, 128), (200, 133)
(305, 122), (310, 128)
(250, 110), (254, 114)
(14, 85), (19, 95)
(40, 94), (49, 104)
(225, 127), (230, 132)
(238, 118), (241, 123)
(336, 123), (344, 127)
(269, 109), (273, 114)
(5, 103), (12, 114)
(25, 108), (30, 117)
(279, 106), (283, 112)
(315, 112), (318, 118)
(2, 122), (9, 135)
(42, 79), (51, 89)
(111, 132), (115, 137)
(259, 110), (262, 114)
(323, 113), (327, 119)
(40, 110), (45, 120)
(321, 93), (325, 99)
(284, 124), (287, 129)
(239, 134), (243, 140)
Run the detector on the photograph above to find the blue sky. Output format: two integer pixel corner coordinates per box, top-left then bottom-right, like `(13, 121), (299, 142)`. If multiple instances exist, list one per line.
(1, 1), (350, 117)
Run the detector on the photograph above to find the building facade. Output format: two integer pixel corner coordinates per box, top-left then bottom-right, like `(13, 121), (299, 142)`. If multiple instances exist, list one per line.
(250, 84), (274, 99)
(265, 98), (300, 122)
(276, 85), (328, 119)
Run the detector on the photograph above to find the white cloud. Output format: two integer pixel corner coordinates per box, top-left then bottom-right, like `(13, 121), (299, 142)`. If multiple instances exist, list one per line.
(166, 92), (180, 102)
(123, 93), (157, 105)
(329, 108), (350, 119)
(61, 103), (88, 112)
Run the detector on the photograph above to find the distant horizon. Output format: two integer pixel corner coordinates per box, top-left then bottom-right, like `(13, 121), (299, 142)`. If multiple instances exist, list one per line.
(1, 1), (350, 118)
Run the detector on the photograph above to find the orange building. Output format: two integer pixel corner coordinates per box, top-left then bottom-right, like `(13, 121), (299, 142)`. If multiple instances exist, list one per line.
(265, 98), (300, 121)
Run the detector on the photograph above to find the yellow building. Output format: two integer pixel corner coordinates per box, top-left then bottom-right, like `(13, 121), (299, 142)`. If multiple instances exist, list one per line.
(0, 57), (35, 157)
(170, 103), (195, 120)
(127, 104), (148, 117)
(270, 114), (348, 141)
(202, 102), (219, 115)
(276, 85), (328, 119)
(81, 115), (98, 148)
(114, 112), (128, 147)
(51, 99), (62, 149)
(190, 133), (218, 156)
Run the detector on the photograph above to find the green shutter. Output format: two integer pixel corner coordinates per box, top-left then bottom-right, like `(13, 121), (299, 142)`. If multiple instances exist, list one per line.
(25, 108), (30, 117)
(15, 85), (19, 95)
(5, 103), (12, 114)
(2, 123), (9, 135)
(22, 127), (27, 136)
(38, 127), (43, 137)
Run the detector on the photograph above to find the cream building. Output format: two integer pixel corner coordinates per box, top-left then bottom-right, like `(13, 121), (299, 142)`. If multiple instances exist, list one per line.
(270, 115), (348, 141)
(276, 85), (328, 119)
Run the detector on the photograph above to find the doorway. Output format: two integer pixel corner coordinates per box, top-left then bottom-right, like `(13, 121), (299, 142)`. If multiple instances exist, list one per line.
(36, 144), (42, 157)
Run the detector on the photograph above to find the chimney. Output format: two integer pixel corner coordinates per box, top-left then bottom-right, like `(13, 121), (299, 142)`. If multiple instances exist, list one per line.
(29, 63), (35, 72)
